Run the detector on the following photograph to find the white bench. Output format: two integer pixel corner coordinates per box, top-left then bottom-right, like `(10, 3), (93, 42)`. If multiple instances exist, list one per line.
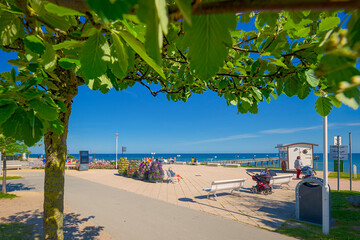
(5, 160), (22, 170)
(203, 178), (246, 200)
(65, 163), (78, 170)
(269, 174), (294, 189)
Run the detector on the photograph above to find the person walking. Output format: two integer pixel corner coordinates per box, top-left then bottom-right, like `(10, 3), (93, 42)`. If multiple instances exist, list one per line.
(294, 156), (303, 179)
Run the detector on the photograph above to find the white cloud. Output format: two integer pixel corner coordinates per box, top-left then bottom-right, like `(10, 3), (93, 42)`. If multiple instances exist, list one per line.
(181, 134), (259, 145)
(343, 122), (360, 126)
(260, 125), (322, 134)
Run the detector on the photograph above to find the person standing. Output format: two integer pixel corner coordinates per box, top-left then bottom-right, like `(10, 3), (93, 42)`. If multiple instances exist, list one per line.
(294, 156), (303, 179)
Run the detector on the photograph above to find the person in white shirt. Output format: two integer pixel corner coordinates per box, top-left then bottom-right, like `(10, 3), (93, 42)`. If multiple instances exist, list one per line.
(294, 156), (303, 178)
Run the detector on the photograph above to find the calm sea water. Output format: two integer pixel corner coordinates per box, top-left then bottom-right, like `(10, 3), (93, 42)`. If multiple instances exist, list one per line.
(29, 153), (360, 172)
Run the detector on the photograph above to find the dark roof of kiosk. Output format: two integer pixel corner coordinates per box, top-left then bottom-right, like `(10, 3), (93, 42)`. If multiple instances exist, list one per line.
(275, 142), (319, 148)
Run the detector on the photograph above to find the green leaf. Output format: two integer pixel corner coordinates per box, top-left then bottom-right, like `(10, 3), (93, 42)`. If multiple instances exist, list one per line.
(54, 100), (67, 113)
(24, 35), (46, 55)
(305, 69), (319, 87)
(184, 13), (237, 80)
(250, 60), (260, 77)
(297, 82), (311, 100)
(347, 12), (360, 48)
(328, 95), (341, 108)
(319, 16), (340, 32)
(0, 10), (24, 45)
(85, 74), (113, 94)
(44, 2), (84, 16)
(251, 87), (263, 102)
(315, 96), (333, 116)
(49, 119), (64, 135)
(317, 52), (360, 88)
(336, 93), (358, 110)
(23, 110), (45, 146)
(86, 0), (137, 21)
(110, 33), (128, 79)
(80, 31), (110, 79)
(0, 103), (17, 125)
(53, 39), (85, 50)
(41, 43), (57, 71)
(31, 0), (76, 31)
(1, 108), (28, 142)
(269, 58), (288, 69)
(284, 76), (298, 97)
(118, 30), (165, 79)
(155, 0), (168, 35)
(28, 99), (58, 121)
(137, 0), (163, 64)
(249, 102), (258, 114)
(8, 59), (28, 67)
(10, 68), (16, 84)
(174, 0), (192, 24)
(293, 27), (310, 38)
(59, 58), (80, 69)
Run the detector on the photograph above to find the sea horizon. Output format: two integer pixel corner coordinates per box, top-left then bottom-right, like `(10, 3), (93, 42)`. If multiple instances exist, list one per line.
(29, 152), (360, 173)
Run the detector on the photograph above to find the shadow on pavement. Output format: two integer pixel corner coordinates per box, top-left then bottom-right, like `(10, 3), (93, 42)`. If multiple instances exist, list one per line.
(179, 191), (295, 229)
(0, 183), (35, 192)
(0, 210), (105, 239)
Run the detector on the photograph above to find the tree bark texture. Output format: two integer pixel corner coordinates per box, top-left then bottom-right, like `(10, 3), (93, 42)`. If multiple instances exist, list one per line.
(2, 152), (6, 194)
(43, 71), (78, 240)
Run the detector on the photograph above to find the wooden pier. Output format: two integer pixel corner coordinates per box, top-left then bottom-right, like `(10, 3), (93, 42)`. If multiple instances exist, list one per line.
(207, 157), (280, 167)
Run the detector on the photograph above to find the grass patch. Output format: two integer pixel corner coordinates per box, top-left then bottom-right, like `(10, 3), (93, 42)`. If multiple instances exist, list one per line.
(276, 190), (360, 239)
(223, 165), (240, 168)
(0, 192), (18, 199)
(0, 176), (23, 180)
(0, 223), (34, 239)
(328, 172), (360, 181)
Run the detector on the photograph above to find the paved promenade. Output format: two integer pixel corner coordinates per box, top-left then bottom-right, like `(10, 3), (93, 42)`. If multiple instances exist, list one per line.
(3, 165), (358, 239)
(1, 168), (296, 239)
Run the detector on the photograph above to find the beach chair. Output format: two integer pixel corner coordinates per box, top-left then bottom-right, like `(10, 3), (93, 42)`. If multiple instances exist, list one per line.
(165, 169), (179, 183)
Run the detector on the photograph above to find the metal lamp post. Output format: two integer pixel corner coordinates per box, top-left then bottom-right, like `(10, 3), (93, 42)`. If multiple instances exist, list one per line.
(115, 133), (119, 169)
(322, 111), (330, 234)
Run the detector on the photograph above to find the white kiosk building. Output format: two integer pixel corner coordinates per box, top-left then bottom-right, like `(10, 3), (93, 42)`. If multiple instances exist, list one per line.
(276, 143), (318, 172)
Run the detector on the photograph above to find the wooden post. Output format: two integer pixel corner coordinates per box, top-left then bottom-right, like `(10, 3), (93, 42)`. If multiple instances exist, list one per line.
(2, 150), (6, 194)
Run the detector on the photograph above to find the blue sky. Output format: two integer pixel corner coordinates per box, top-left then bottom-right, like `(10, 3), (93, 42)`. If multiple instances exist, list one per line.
(1, 13), (359, 154)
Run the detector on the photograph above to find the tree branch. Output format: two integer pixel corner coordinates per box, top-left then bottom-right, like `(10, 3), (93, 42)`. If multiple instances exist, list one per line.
(169, 0), (360, 19)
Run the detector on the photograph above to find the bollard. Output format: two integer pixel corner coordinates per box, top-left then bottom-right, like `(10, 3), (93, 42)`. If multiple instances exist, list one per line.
(354, 165), (357, 179)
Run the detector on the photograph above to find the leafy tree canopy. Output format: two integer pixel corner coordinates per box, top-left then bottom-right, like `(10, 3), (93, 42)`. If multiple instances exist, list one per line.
(0, 134), (30, 155)
(0, 0), (359, 147)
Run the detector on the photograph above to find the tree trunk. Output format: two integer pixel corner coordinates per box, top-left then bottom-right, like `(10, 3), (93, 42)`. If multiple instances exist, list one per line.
(2, 152), (6, 194)
(42, 78), (77, 239)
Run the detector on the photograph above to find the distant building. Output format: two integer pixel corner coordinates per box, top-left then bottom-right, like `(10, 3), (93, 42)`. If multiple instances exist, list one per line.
(275, 143), (318, 172)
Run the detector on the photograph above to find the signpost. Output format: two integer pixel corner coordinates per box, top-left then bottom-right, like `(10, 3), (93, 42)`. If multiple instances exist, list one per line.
(122, 146), (126, 158)
(349, 132), (352, 191)
(329, 136), (348, 191)
(79, 151), (89, 171)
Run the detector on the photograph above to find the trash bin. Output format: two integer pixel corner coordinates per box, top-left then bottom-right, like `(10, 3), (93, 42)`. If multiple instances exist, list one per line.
(296, 177), (330, 225)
